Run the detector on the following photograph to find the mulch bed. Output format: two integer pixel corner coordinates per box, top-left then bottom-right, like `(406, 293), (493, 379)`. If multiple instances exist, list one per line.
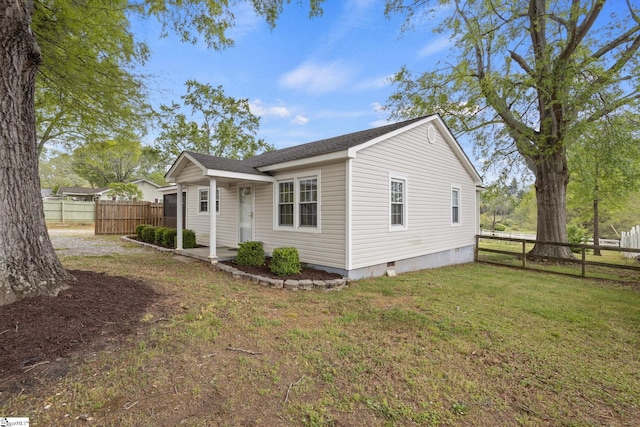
(221, 257), (343, 281)
(0, 270), (161, 402)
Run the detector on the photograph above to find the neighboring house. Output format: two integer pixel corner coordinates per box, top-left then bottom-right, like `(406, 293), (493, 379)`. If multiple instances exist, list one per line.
(130, 179), (164, 203)
(57, 181), (164, 202)
(165, 115), (484, 279)
(56, 186), (110, 201)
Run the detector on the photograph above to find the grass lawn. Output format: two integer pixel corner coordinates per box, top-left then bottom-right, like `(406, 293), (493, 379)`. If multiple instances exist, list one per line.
(3, 239), (639, 426)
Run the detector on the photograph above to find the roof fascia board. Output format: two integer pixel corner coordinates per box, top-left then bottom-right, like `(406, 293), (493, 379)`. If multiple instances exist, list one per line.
(348, 115), (483, 185)
(204, 169), (274, 183)
(165, 152), (207, 180)
(347, 116), (436, 158)
(431, 117), (483, 184)
(256, 150), (351, 172)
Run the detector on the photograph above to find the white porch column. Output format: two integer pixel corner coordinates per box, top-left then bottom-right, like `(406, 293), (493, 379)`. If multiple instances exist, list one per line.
(208, 178), (217, 261)
(176, 183), (183, 250)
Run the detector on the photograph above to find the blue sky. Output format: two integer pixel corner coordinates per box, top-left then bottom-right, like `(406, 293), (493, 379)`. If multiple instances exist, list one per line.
(134, 0), (456, 151)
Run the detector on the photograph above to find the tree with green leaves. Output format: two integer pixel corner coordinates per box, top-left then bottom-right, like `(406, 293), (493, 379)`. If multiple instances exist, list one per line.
(33, 0), (150, 153)
(156, 80), (274, 160)
(106, 183), (144, 201)
(481, 183), (517, 230)
(39, 149), (90, 190)
(567, 114), (640, 254)
(72, 137), (144, 188)
(385, 0), (640, 259)
(0, 0), (322, 305)
(72, 138), (167, 188)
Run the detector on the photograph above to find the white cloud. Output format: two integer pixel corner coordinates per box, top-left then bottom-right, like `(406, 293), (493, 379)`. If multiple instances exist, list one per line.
(291, 115), (309, 125)
(354, 74), (393, 91)
(279, 60), (356, 95)
(418, 37), (453, 58)
(226, 3), (264, 40)
(370, 102), (385, 112)
(249, 99), (291, 118)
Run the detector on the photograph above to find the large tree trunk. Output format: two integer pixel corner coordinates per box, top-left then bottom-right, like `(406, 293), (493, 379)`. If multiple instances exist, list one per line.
(0, 0), (73, 306)
(593, 196), (601, 256)
(529, 151), (574, 259)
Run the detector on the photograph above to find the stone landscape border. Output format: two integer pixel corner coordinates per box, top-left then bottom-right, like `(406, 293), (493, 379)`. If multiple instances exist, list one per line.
(121, 235), (352, 291)
(214, 262), (351, 291)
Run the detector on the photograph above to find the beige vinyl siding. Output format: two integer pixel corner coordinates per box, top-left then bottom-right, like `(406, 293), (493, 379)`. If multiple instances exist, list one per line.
(185, 184), (238, 247)
(254, 161), (346, 269)
(179, 163), (206, 183)
(351, 123), (477, 269)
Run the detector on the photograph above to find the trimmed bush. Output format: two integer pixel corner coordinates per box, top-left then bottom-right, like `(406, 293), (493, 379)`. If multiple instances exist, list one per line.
(135, 224), (149, 239)
(236, 241), (265, 267)
(270, 247), (301, 276)
(163, 228), (177, 248)
(155, 227), (168, 246)
(183, 229), (197, 249)
(493, 224), (506, 231)
(141, 225), (157, 243)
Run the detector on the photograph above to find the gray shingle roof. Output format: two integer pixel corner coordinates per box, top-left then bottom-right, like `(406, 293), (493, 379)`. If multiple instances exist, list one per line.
(248, 115), (430, 167)
(57, 186), (109, 195)
(185, 151), (267, 176)
(184, 115), (433, 175)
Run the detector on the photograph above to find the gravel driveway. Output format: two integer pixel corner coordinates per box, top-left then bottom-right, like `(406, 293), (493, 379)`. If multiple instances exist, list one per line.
(48, 228), (148, 257)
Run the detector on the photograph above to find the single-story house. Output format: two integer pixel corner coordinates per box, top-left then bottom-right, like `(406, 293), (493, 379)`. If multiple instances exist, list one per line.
(130, 179), (164, 203)
(56, 186), (110, 201)
(57, 180), (164, 202)
(165, 114), (484, 279)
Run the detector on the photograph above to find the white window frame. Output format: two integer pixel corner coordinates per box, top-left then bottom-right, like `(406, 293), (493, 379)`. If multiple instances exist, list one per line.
(389, 174), (408, 231)
(273, 170), (321, 233)
(215, 187), (220, 214)
(198, 188), (209, 214)
(277, 180), (295, 227)
(451, 186), (461, 226)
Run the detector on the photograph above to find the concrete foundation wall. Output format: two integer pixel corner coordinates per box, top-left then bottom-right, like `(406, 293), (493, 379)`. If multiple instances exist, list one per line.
(306, 245), (475, 280)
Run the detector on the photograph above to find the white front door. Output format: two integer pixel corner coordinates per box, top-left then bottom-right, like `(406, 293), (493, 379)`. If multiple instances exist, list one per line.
(239, 186), (253, 243)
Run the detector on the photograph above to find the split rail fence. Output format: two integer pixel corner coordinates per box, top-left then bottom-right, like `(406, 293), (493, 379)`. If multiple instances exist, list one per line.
(475, 234), (640, 280)
(95, 201), (163, 235)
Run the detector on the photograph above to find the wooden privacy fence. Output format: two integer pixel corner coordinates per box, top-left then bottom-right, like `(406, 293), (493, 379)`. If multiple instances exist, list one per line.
(476, 234), (640, 279)
(43, 200), (95, 223)
(95, 201), (163, 235)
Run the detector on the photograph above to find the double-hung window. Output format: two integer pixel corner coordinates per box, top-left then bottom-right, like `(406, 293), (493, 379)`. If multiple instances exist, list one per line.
(275, 173), (320, 231)
(199, 188), (220, 214)
(299, 178), (318, 227)
(278, 181), (294, 226)
(198, 189), (208, 213)
(451, 187), (460, 225)
(390, 177), (406, 229)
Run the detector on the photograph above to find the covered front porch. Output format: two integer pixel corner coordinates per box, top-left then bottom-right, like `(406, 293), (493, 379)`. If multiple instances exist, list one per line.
(176, 246), (238, 263)
(165, 151), (274, 263)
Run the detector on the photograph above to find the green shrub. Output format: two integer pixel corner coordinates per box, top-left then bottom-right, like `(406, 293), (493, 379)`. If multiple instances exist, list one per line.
(135, 224), (149, 239)
(493, 224), (506, 231)
(236, 241), (265, 267)
(141, 225), (157, 243)
(163, 228), (177, 248)
(183, 229), (197, 249)
(154, 227), (168, 246)
(270, 247), (301, 276)
(567, 223), (589, 253)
